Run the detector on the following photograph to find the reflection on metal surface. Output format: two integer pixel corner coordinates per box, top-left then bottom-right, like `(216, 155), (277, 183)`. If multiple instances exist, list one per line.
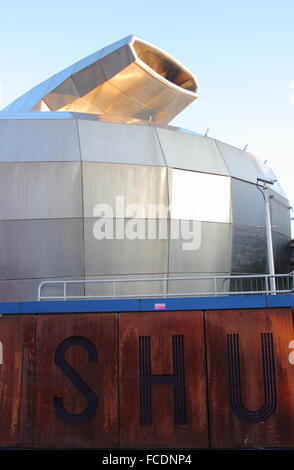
(0, 119), (81, 162)
(231, 178), (264, 227)
(0, 162), (82, 220)
(0, 219), (84, 279)
(156, 128), (229, 175)
(82, 163), (167, 218)
(4, 36), (198, 124)
(0, 35), (291, 301)
(84, 218), (168, 276)
(169, 169), (231, 222)
(169, 221), (232, 273)
(77, 120), (166, 165)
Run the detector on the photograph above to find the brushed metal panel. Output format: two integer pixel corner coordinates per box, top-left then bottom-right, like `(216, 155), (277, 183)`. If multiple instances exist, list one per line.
(72, 62), (105, 97)
(108, 62), (163, 101)
(168, 221), (232, 274)
(99, 44), (135, 80)
(232, 224), (267, 274)
(85, 274), (167, 298)
(156, 128), (228, 175)
(271, 197), (291, 237)
(82, 163), (168, 218)
(169, 169), (231, 222)
(0, 219), (84, 279)
(272, 232), (291, 274)
(4, 35), (197, 123)
(215, 140), (264, 183)
(0, 162), (82, 220)
(0, 277), (85, 302)
(77, 120), (165, 166)
(46, 63), (77, 92)
(19, 78), (53, 112)
(72, 81), (125, 114)
(31, 100), (51, 111)
(231, 178), (264, 227)
(103, 96), (152, 120)
(84, 218), (168, 275)
(43, 77), (79, 111)
(0, 119), (81, 162)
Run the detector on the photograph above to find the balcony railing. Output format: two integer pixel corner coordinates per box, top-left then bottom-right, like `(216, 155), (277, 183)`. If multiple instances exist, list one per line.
(37, 272), (294, 301)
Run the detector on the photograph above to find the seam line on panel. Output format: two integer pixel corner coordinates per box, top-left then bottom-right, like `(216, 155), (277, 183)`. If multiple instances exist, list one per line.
(154, 127), (170, 286)
(75, 119), (86, 289)
(214, 139), (231, 176)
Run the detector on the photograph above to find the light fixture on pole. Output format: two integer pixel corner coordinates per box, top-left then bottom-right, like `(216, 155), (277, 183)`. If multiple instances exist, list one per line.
(257, 177), (277, 293)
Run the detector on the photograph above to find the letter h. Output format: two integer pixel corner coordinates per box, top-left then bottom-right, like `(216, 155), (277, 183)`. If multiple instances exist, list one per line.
(139, 335), (186, 426)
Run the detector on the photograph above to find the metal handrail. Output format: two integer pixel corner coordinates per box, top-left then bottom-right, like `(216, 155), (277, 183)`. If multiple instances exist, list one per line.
(37, 272), (294, 301)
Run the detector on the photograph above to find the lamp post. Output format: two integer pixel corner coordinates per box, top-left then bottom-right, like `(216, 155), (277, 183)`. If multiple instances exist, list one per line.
(257, 178), (277, 293)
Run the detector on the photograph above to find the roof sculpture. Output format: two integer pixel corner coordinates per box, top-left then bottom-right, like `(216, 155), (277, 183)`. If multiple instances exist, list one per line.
(3, 35), (198, 124)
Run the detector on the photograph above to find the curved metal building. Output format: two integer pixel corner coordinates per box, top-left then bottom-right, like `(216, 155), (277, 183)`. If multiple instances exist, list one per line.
(0, 35), (290, 301)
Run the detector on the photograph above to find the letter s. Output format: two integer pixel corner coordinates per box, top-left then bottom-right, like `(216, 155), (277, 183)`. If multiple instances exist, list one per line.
(54, 336), (98, 424)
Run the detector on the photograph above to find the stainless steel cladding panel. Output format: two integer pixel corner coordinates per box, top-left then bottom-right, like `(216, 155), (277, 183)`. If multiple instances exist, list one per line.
(156, 128), (229, 175)
(168, 221), (232, 274)
(4, 36), (198, 124)
(43, 77), (80, 111)
(232, 225), (267, 274)
(0, 162), (82, 220)
(270, 196), (291, 237)
(215, 140), (265, 183)
(231, 178), (265, 227)
(0, 119), (81, 162)
(168, 169), (231, 223)
(84, 218), (169, 276)
(77, 120), (166, 166)
(0, 219), (84, 279)
(82, 163), (168, 218)
(272, 232), (291, 273)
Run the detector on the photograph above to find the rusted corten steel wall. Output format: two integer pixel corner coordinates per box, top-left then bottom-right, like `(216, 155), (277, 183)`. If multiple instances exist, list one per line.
(0, 308), (293, 448)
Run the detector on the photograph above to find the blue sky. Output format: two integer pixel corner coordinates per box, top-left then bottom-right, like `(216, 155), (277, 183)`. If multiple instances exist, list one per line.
(0, 0), (293, 230)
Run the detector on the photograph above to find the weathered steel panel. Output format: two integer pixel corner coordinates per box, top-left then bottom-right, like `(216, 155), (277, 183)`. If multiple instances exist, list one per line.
(0, 316), (35, 447)
(206, 308), (294, 448)
(34, 314), (118, 448)
(119, 311), (208, 448)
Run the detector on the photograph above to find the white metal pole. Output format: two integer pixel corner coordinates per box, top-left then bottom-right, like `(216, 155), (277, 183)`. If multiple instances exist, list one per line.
(264, 185), (276, 293)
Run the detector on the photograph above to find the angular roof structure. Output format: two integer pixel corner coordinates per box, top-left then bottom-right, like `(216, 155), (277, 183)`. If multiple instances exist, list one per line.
(3, 35), (198, 124)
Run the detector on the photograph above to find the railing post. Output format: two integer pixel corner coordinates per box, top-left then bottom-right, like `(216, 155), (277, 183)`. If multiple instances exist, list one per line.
(113, 281), (116, 299)
(37, 282), (42, 301)
(265, 276), (269, 294)
(63, 282), (66, 301)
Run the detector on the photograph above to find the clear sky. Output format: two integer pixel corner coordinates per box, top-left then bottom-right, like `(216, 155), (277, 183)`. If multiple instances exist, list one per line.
(0, 0), (293, 231)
